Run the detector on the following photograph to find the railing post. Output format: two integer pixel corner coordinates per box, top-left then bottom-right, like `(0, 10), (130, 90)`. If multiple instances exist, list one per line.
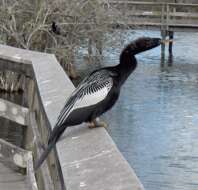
(168, 31), (174, 56)
(161, 3), (166, 64)
(166, 3), (170, 31)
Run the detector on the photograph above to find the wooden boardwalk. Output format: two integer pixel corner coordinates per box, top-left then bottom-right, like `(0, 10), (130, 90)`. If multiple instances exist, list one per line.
(0, 123), (38, 190)
(0, 43), (146, 190)
(60, 1), (198, 57)
(0, 2), (197, 189)
(0, 162), (28, 190)
(0, 99), (29, 189)
(106, 0), (198, 57)
(0, 138), (38, 190)
(108, 1), (198, 32)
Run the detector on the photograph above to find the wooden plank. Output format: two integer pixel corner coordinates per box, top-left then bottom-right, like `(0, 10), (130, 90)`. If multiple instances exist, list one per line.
(168, 23), (198, 27)
(166, 3), (170, 30)
(0, 58), (33, 78)
(29, 111), (54, 190)
(168, 3), (198, 7)
(0, 162), (28, 190)
(56, 22), (198, 32)
(161, 3), (166, 31)
(0, 138), (38, 190)
(121, 10), (198, 18)
(125, 11), (162, 17)
(0, 98), (29, 126)
(26, 151), (39, 190)
(109, 1), (198, 7)
(109, 1), (163, 6)
(0, 138), (27, 168)
(169, 12), (198, 18)
(36, 1), (198, 32)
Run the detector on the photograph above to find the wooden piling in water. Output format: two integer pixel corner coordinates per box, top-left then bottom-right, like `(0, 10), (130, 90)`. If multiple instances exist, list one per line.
(161, 30), (166, 64)
(168, 31), (174, 55)
(161, 3), (166, 63)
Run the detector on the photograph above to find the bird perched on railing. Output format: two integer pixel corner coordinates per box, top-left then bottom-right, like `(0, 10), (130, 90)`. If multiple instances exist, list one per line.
(51, 21), (61, 35)
(34, 37), (161, 170)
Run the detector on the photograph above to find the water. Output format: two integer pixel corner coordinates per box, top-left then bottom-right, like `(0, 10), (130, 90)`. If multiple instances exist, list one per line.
(77, 30), (198, 190)
(104, 64), (198, 190)
(1, 30), (197, 189)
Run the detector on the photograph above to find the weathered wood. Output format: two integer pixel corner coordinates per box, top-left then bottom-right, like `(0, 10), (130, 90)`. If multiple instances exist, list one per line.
(44, 21), (198, 31)
(29, 111), (54, 190)
(0, 162), (28, 190)
(161, 30), (166, 64)
(125, 11), (198, 18)
(168, 31), (174, 55)
(161, 3), (166, 29)
(0, 98), (29, 126)
(169, 12), (198, 18)
(168, 2), (198, 6)
(47, 2), (198, 32)
(0, 58), (33, 78)
(0, 138), (27, 168)
(166, 3), (170, 31)
(0, 138), (38, 190)
(26, 151), (39, 190)
(108, 1), (198, 32)
(109, 1), (198, 7)
(109, 1), (163, 5)
(0, 43), (145, 190)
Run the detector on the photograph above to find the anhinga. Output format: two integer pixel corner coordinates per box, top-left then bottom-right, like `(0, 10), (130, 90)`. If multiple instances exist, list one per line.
(51, 21), (61, 35)
(34, 37), (161, 170)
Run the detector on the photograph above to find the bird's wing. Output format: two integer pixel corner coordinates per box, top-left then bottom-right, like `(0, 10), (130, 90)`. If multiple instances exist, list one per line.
(55, 69), (114, 126)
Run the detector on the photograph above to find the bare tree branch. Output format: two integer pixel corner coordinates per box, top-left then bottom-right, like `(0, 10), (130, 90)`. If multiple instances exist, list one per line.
(0, 0), (132, 78)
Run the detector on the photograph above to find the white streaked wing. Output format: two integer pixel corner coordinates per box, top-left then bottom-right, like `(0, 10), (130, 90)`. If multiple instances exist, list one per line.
(55, 70), (114, 126)
(73, 82), (111, 110)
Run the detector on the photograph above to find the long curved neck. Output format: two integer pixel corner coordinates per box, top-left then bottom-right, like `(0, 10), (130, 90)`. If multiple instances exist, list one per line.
(115, 44), (137, 85)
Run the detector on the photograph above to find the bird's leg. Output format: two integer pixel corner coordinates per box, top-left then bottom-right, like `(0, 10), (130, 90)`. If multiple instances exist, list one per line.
(88, 118), (108, 129)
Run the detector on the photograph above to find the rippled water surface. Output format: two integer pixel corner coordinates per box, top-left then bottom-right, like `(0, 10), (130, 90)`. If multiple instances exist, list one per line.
(77, 30), (198, 190)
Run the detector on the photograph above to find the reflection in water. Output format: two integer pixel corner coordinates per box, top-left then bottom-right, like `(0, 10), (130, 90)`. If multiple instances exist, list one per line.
(77, 30), (198, 190)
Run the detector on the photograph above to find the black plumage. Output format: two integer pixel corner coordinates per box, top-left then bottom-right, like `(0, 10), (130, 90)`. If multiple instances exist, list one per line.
(51, 21), (61, 35)
(34, 37), (161, 170)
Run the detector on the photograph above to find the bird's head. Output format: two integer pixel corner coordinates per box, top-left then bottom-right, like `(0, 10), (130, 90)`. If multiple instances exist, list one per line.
(131, 37), (161, 54)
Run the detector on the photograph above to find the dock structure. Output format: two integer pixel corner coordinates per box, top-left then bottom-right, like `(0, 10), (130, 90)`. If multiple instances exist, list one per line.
(107, 0), (198, 57)
(61, 0), (198, 59)
(0, 138), (37, 190)
(0, 45), (144, 190)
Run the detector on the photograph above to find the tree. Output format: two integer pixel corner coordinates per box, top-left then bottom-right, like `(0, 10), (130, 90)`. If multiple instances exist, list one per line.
(0, 0), (129, 90)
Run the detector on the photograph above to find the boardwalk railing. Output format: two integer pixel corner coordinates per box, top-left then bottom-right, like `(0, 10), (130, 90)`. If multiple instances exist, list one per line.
(48, 1), (198, 32)
(0, 45), (144, 190)
(107, 1), (198, 31)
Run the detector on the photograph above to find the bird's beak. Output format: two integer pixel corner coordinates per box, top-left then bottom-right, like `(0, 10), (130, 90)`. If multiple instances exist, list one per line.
(160, 39), (173, 44)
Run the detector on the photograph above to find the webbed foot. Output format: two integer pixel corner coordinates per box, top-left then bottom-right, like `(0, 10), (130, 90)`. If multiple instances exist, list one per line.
(88, 118), (108, 129)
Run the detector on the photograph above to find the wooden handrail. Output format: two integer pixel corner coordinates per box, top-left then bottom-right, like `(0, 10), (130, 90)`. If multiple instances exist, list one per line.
(109, 1), (198, 7)
(107, 0), (198, 30)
